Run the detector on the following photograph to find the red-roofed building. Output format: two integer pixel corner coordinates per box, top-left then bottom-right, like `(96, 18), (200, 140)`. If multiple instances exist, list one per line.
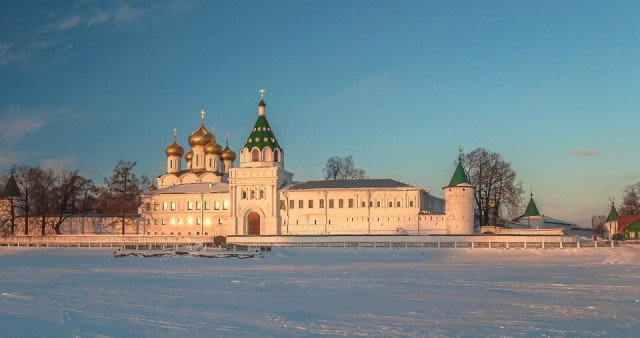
(616, 215), (640, 234)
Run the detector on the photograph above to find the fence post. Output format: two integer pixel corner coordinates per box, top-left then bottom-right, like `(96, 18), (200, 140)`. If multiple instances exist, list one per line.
(577, 241), (581, 248)
(595, 241), (598, 248)
(506, 242), (509, 249)
(471, 242), (474, 249)
(437, 242), (441, 248)
(541, 242), (545, 249)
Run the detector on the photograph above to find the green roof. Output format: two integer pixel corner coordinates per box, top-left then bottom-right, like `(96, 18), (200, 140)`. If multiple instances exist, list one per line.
(625, 218), (640, 232)
(2, 173), (22, 199)
(523, 194), (541, 217)
(448, 159), (470, 187)
(605, 204), (618, 223)
(243, 114), (281, 150)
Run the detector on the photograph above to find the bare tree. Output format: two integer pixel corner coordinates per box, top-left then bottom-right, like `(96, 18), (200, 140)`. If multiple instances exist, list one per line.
(12, 165), (36, 235)
(50, 171), (95, 234)
(461, 148), (524, 226)
(620, 183), (640, 215)
(322, 156), (367, 180)
(30, 167), (56, 236)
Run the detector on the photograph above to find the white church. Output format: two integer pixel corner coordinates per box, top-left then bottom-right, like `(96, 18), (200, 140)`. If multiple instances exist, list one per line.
(139, 92), (475, 237)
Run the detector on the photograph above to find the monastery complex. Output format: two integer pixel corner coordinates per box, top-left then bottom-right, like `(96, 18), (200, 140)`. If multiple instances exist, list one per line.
(140, 93), (475, 237)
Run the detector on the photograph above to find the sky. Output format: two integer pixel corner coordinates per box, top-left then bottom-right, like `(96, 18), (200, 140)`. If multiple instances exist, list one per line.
(1, 0), (638, 227)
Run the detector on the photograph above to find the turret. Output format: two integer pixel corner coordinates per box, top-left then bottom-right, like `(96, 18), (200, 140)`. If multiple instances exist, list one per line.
(164, 129), (184, 174)
(443, 155), (475, 234)
(239, 90), (284, 168)
(204, 125), (223, 172)
(221, 135), (236, 173)
(604, 201), (619, 240)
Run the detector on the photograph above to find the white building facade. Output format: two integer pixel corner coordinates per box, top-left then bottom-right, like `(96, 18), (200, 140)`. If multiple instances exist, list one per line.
(139, 93), (474, 236)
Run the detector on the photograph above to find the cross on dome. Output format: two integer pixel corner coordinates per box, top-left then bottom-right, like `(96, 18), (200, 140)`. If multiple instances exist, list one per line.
(200, 110), (205, 123)
(259, 89), (266, 100)
(173, 128), (177, 140)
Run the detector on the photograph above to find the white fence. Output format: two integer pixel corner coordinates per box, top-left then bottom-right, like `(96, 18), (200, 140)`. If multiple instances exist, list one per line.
(225, 234), (618, 249)
(0, 235), (213, 247)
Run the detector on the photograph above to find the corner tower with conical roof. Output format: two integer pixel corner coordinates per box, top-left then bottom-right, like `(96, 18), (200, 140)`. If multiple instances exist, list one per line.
(228, 90), (293, 236)
(443, 155), (475, 234)
(604, 201), (618, 240)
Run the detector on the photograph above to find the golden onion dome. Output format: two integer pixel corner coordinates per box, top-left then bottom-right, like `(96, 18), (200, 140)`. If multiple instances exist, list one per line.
(188, 124), (213, 147)
(204, 138), (223, 155)
(221, 145), (236, 161)
(165, 140), (184, 157)
(185, 150), (194, 161)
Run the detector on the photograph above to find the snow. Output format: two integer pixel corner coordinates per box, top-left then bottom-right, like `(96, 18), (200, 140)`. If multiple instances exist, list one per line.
(1, 246), (639, 336)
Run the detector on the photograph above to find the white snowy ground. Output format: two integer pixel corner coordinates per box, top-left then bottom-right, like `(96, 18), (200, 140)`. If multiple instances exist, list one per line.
(1, 247), (639, 337)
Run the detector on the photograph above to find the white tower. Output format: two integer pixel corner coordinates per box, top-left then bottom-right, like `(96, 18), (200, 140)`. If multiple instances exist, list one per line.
(164, 128), (184, 174)
(228, 90), (293, 236)
(443, 156), (475, 234)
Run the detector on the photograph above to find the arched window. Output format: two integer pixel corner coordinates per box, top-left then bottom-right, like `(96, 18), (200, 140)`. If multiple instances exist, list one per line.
(397, 201), (401, 207)
(259, 190), (264, 199)
(250, 190), (256, 199)
(274, 150), (279, 162)
(252, 148), (259, 162)
(242, 190), (247, 200)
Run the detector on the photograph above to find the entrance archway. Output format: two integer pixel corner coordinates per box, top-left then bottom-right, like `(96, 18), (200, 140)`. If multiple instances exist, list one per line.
(247, 212), (261, 235)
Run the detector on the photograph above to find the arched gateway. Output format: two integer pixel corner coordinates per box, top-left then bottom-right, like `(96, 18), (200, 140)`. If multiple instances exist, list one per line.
(247, 212), (261, 235)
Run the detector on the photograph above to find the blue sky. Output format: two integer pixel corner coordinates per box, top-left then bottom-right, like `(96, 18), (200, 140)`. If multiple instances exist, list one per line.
(1, 0), (639, 226)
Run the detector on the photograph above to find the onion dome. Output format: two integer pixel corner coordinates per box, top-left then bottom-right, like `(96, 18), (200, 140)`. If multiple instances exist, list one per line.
(185, 150), (194, 162)
(188, 124), (213, 147)
(222, 144), (236, 161)
(204, 137), (223, 155)
(165, 140), (184, 157)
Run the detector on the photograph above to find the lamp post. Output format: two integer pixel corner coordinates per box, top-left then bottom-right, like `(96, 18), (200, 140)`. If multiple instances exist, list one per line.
(200, 193), (204, 236)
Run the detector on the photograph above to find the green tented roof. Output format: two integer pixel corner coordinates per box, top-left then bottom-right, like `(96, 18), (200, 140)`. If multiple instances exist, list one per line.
(448, 160), (470, 187)
(243, 115), (281, 150)
(605, 204), (618, 223)
(523, 194), (541, 217)
(2, 173), (22, 198)
(625, 218), (640, 232)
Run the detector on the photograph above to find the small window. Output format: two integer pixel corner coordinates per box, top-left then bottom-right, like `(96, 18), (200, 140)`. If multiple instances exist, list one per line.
(329, 199), (334, 208)
(196, 218), (201, 225)
(389, 201), (393, 208)
(289, 200), (295, 209)
(397, 201), (401, 207)
(223, 200), (229, 210)
(218, 218), (223, 224)
(242, 191), (247, 200)
(369, 201), (373, 207)
(339, 199), (344, 208)
(280, 200), (286, 210)
(154, 203), (160, 211)
(299, 200), (304, 209)
(274, 150), (279, 162)
(170, 201), (176, 211)
(259, 190), (265, 199)
(319, 199), (325, 208)
(205, 201), (210, 210)
(196, 201), (201, 210)
(252, 148), (259, 161)
(348, 199), (354, 208)
(361, 201), (366, 208)
(187, 201), (193, 210)
(251, 190), (255, 199)
(162, 202), (168, 211)
(376, 201), (381, 208)
(409, 201), (414, 207)
(308, 200), (314, 208)
(214, 201), (220, 210)
(162, 219), (166, 225)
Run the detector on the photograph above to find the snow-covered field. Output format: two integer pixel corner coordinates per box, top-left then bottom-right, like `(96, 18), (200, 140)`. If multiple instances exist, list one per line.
(1, 246), (639, 337)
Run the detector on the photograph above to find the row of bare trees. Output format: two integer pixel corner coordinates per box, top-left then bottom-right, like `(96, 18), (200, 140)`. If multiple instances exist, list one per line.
(1, 161), (149, 235)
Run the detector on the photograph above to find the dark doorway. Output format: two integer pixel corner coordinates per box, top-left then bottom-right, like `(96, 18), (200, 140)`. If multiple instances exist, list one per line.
(248, 212), (260, 235)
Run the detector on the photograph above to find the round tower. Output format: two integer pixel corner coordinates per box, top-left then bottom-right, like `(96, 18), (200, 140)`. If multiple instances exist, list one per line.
(443, 156), (475, 234)
(164, 128), (184, 174)
(239, 90), (284, 168)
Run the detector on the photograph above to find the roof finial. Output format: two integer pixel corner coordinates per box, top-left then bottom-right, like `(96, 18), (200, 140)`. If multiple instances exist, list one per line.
(200, 109), (205, 123)
(609, 197), (615, 206)
(225, 133), (230, 146)
(530, 186), (533, 197)
(173, 128), (177, 141)
(259, 89), (266, 100)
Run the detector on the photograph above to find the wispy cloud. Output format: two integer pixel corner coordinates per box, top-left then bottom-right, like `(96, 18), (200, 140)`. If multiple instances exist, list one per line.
(2, 0), (200, 68)
(42, 157), (77, 172)
(565, 149), (598, 157)
(0, 107), (47, 142)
